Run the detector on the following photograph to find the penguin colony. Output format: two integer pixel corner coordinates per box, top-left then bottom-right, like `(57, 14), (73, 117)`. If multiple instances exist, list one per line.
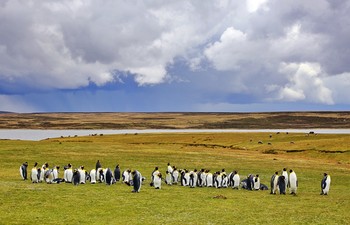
(19, 161), (331, 195)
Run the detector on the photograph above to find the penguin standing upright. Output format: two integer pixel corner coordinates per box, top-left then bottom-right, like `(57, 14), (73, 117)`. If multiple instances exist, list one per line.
(31, 162), (38, 183)
(228, 171), (234, 187)
(180, 170), (186, 186)
(167, 163), (173, 174)
(232, 171), (240, 189)
(114, 164), (121, 182)
(154, 173), (162, 189)
(277, 175), (286, 194)
(151, 167), (160, 187)
(64, 164), (73, 183)
(19, 162), (28, 180)
(206, 170), (213, 187)
(52, 166), (60, 180)
(132, 170), (142, 193)
(89, 169), (96, 184)
(165, 171), (172, 185)
(289, 169), (298, 195)
(246, 174), (254, 191)
(197, 169), (203, 187)
(105, 168), (114, 185)
(172, 167), (179, 184)
(44, 168), (53, 184)
(321, 173), (331, 195)
(72, 169), (80, 185)
(189, 170), (197, 188)
(222, 174), (228, 188)
(215, 172), (222, 188)
(270, 172), (279, 194)
(253, 174), (260, 191)
(96, 167), (104, 182)
(39, 163), (47, 183)
(122, 169), (131, 185)
(78, 166), (87, 184)
(96, 160), (102, 171)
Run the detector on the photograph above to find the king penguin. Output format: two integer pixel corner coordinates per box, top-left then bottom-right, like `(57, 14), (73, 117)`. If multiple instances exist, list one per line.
(31, 162), (38, 183)
(132, 170), (142, 193)
(19, 162), (28, 180)
(321, 173), (331, 195)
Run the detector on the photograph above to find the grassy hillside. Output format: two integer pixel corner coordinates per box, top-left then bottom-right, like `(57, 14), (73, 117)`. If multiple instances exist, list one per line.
(1, 132), (349, 224)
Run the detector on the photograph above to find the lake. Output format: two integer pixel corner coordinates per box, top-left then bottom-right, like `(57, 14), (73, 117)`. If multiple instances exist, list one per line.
(1, 129), (350, 141)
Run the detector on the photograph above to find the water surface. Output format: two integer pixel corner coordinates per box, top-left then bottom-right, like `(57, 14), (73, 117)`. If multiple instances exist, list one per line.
(1, 129), (350, 141)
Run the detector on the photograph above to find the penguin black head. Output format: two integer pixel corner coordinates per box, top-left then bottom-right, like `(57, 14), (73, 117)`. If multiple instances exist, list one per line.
(324, 173), (327, 176)
(275, 171), (278, 175)
(289, 169), (293, 173)
(283, 168), (287, 171)
(34, 162), (38, 167)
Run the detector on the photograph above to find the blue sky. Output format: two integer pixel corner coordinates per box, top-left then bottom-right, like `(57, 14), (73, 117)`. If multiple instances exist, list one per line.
(0, 0), (349, 112)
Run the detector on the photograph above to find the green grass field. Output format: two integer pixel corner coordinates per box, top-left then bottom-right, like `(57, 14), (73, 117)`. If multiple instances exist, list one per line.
(1, 132), (349, 224)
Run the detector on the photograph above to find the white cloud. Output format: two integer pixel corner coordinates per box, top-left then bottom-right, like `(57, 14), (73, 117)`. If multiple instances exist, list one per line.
(246, 0), (269, 13)
(0, 0), (349, 110)
(204, 27), (249, 71)
(0, 1), (237, 90)
(323, 73), (350, 104)
(277, 62), (334, 104)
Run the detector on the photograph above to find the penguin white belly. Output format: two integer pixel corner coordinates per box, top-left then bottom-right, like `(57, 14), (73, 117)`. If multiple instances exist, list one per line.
(233, 175), (240, 188)
(31, 168), (38, 183)
(154, 176), (162, 189)
(90, 169), (96, 184)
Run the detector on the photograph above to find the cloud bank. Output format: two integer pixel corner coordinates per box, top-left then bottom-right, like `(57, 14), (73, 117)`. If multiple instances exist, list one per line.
(0, 0), (349, 112)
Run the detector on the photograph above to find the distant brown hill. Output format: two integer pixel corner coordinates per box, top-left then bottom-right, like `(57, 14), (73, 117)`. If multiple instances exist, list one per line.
(0, 112), (349, 129)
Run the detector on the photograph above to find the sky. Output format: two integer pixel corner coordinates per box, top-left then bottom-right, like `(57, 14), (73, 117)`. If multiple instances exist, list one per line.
(0, 0), (350, 112)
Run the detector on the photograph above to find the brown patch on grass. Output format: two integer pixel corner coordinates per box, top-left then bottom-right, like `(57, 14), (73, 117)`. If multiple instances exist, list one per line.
(1, 111), (350, 129)
(213, 195), (227, 199)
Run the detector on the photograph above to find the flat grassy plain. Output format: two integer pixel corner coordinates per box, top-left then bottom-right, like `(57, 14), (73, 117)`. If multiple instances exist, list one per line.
(1, 111), (350, 129)
(1, 131), (349, 224)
